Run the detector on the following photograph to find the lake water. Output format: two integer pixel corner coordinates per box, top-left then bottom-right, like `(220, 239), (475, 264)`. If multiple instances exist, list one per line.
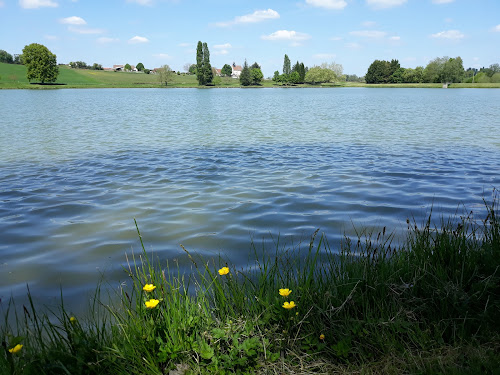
(1, 88), (499, 313)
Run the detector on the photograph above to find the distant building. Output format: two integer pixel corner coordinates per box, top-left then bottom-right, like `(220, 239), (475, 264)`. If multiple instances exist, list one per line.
(231, 62), (242, 78)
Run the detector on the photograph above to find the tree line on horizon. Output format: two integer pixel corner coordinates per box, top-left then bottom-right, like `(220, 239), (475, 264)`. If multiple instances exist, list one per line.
(2, 44), (500, 86)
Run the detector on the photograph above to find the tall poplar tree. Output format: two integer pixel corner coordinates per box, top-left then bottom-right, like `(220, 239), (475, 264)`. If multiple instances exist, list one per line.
(196, 41), (205, 85)
(283, 54), (291, 75)
(202, 42), (213, 85)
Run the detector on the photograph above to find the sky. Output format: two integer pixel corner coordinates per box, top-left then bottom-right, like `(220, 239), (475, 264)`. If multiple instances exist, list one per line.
(1, 0), (499, 77)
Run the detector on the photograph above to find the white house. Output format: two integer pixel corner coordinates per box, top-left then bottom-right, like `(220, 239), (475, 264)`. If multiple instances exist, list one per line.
(231, 62), (242, 78)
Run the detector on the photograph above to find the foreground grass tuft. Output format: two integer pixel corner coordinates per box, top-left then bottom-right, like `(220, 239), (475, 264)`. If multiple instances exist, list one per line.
(1, 193), (499, 374)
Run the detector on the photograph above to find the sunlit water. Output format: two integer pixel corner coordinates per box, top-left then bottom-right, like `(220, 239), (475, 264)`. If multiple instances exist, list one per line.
(1, 88), (499, 313)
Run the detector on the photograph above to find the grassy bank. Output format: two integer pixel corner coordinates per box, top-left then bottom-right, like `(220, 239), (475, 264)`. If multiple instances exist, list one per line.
(3, 63), (500, 89)
(1, 192), (499, 374)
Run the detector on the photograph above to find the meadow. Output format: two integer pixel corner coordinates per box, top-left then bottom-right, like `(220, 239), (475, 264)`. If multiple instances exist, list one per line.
(1, 194), (499, 374)
(2, 63), (500, 89)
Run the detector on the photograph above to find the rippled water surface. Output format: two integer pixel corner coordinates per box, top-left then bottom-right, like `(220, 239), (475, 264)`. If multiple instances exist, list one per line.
(1, 88), (499, 311)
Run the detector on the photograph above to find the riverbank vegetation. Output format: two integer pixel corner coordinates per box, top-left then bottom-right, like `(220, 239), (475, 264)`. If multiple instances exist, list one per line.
(2, 194), (499, 374)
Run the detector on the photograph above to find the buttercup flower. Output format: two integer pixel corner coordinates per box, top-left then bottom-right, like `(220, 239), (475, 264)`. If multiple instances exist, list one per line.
(218, 267), (230, 276)
(282, 301), (296, 309)
(143, 284), (156, 292)
(279, 288), (292, 297)
(70, 316), (77, 323)
(145, 299), (160, 309)
(9, 344), (23, 354)
(319, 334), (325, 340)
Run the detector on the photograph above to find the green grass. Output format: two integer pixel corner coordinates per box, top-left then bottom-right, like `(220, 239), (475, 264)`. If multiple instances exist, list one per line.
(3, 63), (500, 89)
(2, 191), (499, 374)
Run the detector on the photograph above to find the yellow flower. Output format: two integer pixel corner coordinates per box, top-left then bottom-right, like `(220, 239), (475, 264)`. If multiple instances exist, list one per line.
(218, 267), (230, 276)
(143, 284), (156, 292)
(319, 334), (325, 340)
(279, 288), (292, 297)
(70, 316), (77, 323)
(282, 301), (296, 309)
(145, 299), (160, 309)
(9, 344), (23, 354)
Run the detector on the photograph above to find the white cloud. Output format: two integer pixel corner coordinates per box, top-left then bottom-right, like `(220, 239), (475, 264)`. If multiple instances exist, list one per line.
(19, 0), (58, 8)
(313, 53), (336, 59)
(346, 42), (362, 49)
(0, 1), (5, 7)
(97, 37), (119, 43)
(153, 53), (170, 59)
(216, 9), (279, 27)
(430, 29), (464, 39)
(68, 26), (104, 34)
(44, 34), (58, 40)
(178, 43), (191, 47)
(349, 30), (387, 38)
(390, 36), (401, 40)
(129, 36), (149, 43)
(305, 0), (347, 10)
(261, 30), (311, 42)
(59, 16), (86, 25)
(492, 24), (500, 32)
(330, 36), (343, 41)
(213, 49), (229, 56)
(362, 21), (377, 27)
(127, 0), (153, 5)
(214, 43), (232, 49)
(366, 0), (407, 9)
(432, 0), (454, 3)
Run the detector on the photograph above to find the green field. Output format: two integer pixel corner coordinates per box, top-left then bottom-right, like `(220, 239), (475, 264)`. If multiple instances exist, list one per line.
(2, 63), (500, 89)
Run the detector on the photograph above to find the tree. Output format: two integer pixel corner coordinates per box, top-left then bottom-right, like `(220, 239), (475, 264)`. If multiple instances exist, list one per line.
(91, 63), (103, 70)
(298, 63), (306, 83)
(21, 43), (58, 83)
(283, 54), (291, 75)
(289, 71), (300, 84)
(439, 56), (464, 84)
(365, 60), (391, 84)
(124, 63), (132, 71)
(0, 50), (14, 64)
(13, 54), (22, 64)
(196, 41), (204, 85)
(423, 57), (447, 83)
(202, 42), (213, 85)
(221, 64), (232, 77)
(188, 64), (196, 75)
(305, 66), (335, 84)
(250, 62), (261, 70)
(136, 62), (144, 71)
(157, 64), (174, 86)
(239, 60), (251, 86)
(251, 68), (263, 85)
(272, 70), (280, 83)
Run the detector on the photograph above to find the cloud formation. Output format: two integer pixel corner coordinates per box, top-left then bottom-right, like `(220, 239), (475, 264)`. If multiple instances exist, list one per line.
(129, 36), (149, 43)
(349, 30), (387, 38)
(305, 0), (347, 10)
(432, 0), (454, 3)
(19, 0), (58, 8)
(492, 24), (500, 32)
(68, 26), (104, 34)
(213, 43), (232, 55)
(366, 0), (407, 9)
(126, 0), (153, 5)
(59, 16), (86, 25)
(97, 37), (119, 44)
(261, 30), (311, 42)
(216, 9), (279, 27)
(430, 29), (464, 40)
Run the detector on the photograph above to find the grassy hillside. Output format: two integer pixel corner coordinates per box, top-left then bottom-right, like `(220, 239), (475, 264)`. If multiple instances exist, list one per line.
(2, 63), (500, 89)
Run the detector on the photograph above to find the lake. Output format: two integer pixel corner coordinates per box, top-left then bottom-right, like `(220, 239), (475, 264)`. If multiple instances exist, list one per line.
(1, 88), (499, 313)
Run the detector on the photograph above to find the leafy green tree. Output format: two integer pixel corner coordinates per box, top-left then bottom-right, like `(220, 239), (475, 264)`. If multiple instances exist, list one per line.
(423, 57), (447, 83)
(251, 68), (263, 85)
(221, 64), (232, 77)
(202, 42), (213, 85)
(91, 63), (103, 70)
(283, 54), (291, 75)
(124, 63), (132, 71)
(272, 70), (280, 83)
(239, 60), (251, 86)
(21, 43), (59, 83)
(144, 69), (150, 74)
(196, 41), (204, 85)
(0, 50), (14, 64)
(13, 54), (22, 64)
(298, 62), (306, 83)
(365, 60), (391, 84)
(136, 62), (145, 71)
(250, 62), (261, 70)
(189, 64), (197, 75)
(389, 67), (405, 83)
(289, 71), (300, 84)
(157, 64), (174, 86)
(439, 56), (464, 84)
(305, 66), (335, 84)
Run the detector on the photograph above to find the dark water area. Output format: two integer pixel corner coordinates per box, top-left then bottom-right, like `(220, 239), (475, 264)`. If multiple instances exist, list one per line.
(1, 88), (499, 314)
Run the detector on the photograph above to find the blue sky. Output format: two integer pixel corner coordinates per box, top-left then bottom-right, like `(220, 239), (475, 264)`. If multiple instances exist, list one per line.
(1, 0), (499, 77)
